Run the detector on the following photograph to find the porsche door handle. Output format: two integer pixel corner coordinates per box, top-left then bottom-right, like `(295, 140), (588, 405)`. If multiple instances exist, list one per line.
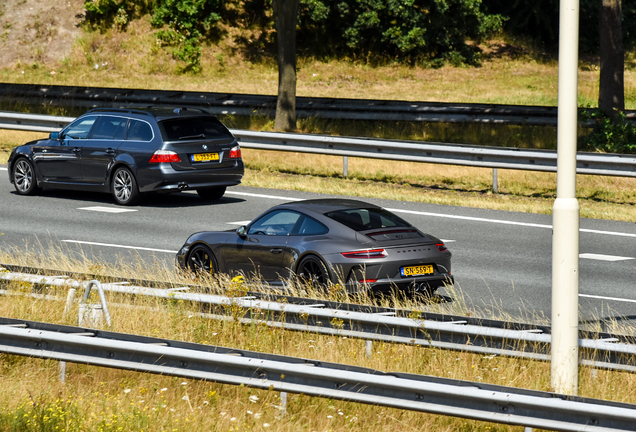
(106, 148), (116, 155)
(269, 248), (283, 254)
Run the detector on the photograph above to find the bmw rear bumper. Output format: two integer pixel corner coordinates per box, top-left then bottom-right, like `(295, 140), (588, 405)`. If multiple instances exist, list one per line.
(136, 161), (244, 193)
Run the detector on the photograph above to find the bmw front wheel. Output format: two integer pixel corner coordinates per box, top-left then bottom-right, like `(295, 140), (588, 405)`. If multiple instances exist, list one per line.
(12, 158), (39, 196)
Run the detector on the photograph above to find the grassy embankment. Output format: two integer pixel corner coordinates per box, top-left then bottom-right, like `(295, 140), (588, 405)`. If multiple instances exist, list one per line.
(1, 249), (636, 432)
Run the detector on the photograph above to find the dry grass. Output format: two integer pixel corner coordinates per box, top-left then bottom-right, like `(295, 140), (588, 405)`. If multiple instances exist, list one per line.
(1, 249), (636, 431)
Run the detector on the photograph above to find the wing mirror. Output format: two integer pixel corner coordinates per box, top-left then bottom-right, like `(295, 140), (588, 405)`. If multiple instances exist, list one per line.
(236, 225), (247, 238)
(49, 132), (59, 140)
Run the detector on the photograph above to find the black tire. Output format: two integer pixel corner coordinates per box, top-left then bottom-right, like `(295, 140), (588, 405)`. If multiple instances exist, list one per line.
(111, 167), (140, 206)
(187, 244), (218, 275)
(12, 158), (39, 196)
(296, 255), (330, 287)
(197, 186), (226, 200)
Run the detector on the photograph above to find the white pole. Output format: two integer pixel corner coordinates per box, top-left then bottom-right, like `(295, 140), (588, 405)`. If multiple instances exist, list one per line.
(552, 0), (581, 395)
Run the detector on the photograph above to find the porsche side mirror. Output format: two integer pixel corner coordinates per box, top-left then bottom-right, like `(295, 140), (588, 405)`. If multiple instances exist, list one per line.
(49, 132), (59, 140)
(236, 226), (247, 238)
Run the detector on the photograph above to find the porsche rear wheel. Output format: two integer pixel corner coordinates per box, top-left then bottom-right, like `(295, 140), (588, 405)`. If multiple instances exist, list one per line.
(188, 244), (218, 275)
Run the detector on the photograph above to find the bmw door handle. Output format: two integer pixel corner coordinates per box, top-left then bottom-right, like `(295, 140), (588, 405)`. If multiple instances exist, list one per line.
(270, 248), (283, 254)
(106, 148), (115, 155)
(72, 147), (81, 153)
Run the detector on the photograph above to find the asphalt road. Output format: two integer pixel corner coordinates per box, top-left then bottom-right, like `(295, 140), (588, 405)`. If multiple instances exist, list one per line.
(2, 164), (635, 324)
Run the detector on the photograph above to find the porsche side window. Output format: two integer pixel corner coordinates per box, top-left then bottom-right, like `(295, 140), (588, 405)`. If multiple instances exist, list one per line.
(64, 116), (97, 140)
(293, 215), (328, 236)
(248, 210), (302, 236)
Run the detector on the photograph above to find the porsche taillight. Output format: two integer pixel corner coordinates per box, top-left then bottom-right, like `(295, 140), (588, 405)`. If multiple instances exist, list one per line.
(436, 243), (448, 252)
(340, 249), (387, 259)
(149, 150), (181, 163)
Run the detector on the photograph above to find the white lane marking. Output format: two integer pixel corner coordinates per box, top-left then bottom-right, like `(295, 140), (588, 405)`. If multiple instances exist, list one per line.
(0, 167), (7, 171)
(579, 253), (635, 262)
(440, 239), (455, 243)
(78, 206), (138, 213)
(580, 294), (636, 304)
(227, 220), (251, 225)
(226, 191), (303, 201)
(224, 191), (636, 239)
(62, 240), (177, 253)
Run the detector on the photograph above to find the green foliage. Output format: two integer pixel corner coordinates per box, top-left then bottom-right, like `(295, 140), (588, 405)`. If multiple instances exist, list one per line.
(84, 0), (503, 69)
(580, 109), (636, 154)
(84, 0), (150, 30)
(483, 0), (636, 54)
(297, 0), (505, 65)
(151, 0), (222, 73)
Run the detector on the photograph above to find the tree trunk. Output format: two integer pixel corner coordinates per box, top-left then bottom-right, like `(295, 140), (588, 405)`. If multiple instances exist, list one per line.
(598, 0), (624, 119)
(272, 0), (299, 131)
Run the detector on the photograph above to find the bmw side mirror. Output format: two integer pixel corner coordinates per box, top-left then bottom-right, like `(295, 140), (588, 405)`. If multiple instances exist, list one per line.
(236, 226), (247, 238)
(49, 132), (59, 140)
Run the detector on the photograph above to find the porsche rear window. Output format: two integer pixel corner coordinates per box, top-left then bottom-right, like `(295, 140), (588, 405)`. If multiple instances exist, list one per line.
(159, 117), (233, 141)
(325, 208), (411, 231)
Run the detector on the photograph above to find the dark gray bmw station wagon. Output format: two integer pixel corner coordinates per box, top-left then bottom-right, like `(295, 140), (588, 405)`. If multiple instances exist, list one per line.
(7, 107), (244, 205)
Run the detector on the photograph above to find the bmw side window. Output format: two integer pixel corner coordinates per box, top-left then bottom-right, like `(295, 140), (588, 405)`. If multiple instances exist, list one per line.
(126, 120), (153, 141)
(293, 215), (328, 235)
(90, 116), (128, 140)
(63, 116), (97, 140)
(248, 210), (302, 236)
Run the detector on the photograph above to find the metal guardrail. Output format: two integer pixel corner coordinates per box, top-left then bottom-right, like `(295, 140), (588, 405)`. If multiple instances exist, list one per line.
(2, 267), (636, 374)
(1, 315), (636, 431)
(1, 82), (635, 126)
(1, 111), (635, 181)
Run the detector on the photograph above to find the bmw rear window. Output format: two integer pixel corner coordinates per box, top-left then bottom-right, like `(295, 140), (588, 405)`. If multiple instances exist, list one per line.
(159, 117), (233, 141)
(325, 208), (412, 231)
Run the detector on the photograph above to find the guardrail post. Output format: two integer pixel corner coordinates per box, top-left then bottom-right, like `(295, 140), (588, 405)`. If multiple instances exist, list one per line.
(280, 391), (288, 415)
(492, 168), (499, 193)
(366, 340), (372, 357)
(79, 280), (112, 328)
(60, 287), (77, 383)
(343, 156), (349, 178)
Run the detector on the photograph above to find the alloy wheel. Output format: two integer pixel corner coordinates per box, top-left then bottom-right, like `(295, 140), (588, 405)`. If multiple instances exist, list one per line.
(14, 159), (34, 193)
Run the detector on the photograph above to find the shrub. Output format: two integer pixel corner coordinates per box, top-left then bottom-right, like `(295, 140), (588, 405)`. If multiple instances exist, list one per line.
(579, 109), (636, 154)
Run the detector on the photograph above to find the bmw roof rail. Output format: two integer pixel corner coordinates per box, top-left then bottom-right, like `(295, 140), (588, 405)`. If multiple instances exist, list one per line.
(86, 108), (152, 116)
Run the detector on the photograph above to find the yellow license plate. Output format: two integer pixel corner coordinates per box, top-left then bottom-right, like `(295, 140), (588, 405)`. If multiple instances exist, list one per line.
(401, 265), (434, 277)
(191, 152), (219, 162)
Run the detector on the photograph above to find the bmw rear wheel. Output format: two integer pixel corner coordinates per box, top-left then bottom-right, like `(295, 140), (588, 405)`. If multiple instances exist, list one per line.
(188, 244), (218, 275)
(112, 167), (140, 206)
(197, 186), (226, 200)
(297, 255), (329, 288)
(12, 158), (39, 196)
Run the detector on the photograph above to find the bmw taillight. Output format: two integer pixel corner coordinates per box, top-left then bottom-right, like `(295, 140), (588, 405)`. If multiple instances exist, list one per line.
(228, 145), (241, 159)
(436, 243), (448, 252)
(340, 249), (387, 259)
(149, 150), (181, 163)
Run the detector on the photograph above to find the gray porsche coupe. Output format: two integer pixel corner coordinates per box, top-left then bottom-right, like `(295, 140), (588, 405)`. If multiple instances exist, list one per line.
(176, 199), (453, 295)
